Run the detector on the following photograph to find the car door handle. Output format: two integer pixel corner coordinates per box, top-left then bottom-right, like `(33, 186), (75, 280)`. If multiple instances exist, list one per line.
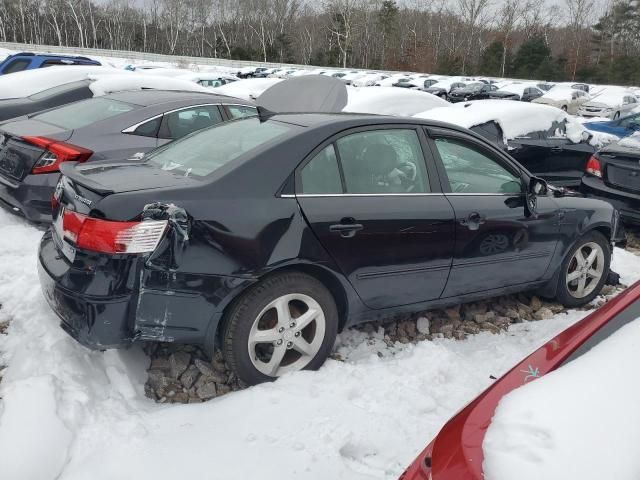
(460, 212), (486, 231)
(550, 146), (563, 152)
(329, 220), (364, 238)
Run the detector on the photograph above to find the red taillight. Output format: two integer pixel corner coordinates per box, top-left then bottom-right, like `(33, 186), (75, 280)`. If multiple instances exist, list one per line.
(61, 210), (167, 254)
(585, 155), (602, 178)
(22, 136), (93, 174)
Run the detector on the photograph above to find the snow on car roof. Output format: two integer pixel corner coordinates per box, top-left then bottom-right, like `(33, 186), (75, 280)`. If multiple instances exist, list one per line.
(343, 86), (449, 116)
(589, 90), (636, 104)
(88, 74), (212, 96)
(0, 65), (122, 100)
(483, 315), (640, 480)
(539, 86), (581, 101)
(414, 99), (588, 143)
(497, 83), (537, 96)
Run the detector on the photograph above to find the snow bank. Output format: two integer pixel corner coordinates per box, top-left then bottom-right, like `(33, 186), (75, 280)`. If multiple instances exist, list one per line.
(0, 65), (122, 99)
(344, 87), (448, 116)
(415, 100), (592, 145)
(483, 316), (640, 480)
(215, 78), (282, 101)
(88, 74), (211, 96)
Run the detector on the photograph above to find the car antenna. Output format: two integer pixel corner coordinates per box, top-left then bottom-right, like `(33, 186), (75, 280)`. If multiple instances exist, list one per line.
(257, 105), (276, 123)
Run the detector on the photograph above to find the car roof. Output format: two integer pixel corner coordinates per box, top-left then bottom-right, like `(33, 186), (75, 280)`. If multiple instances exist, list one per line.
(103, 89), (240, 107)
(8, 52), (96, 61)
(267, 112), (470, 133)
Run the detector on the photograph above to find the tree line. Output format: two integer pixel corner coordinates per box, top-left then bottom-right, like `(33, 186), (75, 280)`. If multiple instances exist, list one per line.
(1, 0), (639, 85)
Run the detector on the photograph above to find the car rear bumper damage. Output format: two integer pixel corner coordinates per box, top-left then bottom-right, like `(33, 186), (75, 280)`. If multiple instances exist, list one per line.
(0, 172), (58, 222)
(581, 175), (640, 224)
(38, 230), (253, 350)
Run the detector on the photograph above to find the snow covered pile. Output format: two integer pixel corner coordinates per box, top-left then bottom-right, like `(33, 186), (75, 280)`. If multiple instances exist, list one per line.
(617, 131), (640, 149)
(214, 77), (282, 101)
(414, 100), (605, 146)
(344, 86), (448, 116)
(483, 316), (640, 480)
(88, 74), (212, 96)
(0, 65), (122, 99)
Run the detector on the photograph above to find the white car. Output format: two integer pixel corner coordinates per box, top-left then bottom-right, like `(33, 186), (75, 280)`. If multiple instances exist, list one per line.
(176, 72), (239, 88)
(532, 87), (591, 114)
(577, 91), (639, 119)
(351, 73), (389, 87)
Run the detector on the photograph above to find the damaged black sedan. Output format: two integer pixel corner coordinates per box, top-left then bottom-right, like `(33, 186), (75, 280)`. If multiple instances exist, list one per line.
(39, 111), (623, 386)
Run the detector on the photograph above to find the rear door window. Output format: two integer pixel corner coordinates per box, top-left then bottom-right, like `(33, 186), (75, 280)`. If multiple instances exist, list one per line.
(300, 145), (343, 194)
(159, 105), (223, 139)
(131, 117), (162, 137)
(2, 58), (31, 74)
(34, 98), (135, 129)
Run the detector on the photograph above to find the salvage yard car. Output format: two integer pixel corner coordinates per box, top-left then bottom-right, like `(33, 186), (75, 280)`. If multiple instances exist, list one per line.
(400, 278), (640, 480)
(38, 92), (623, 386)
(0, 90), (255, 222)
(581, 133), (640, 224)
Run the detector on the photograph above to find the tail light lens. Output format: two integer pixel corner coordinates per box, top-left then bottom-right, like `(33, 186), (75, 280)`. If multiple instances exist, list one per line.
(585, 156), (602, 177)
(61, 210), (167, 254)
(22, 136), (93, 174)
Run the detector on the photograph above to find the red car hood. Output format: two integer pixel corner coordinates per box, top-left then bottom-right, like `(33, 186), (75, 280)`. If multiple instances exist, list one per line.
(401, 279), (640, 480)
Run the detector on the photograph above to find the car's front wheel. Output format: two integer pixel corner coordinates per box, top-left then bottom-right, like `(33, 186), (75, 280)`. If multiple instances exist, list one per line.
(555, 231), (611, 308)
(222, 272), (339, 386)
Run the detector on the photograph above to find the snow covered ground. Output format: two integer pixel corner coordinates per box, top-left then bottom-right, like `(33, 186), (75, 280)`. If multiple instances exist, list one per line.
(1, 206), (639, 480)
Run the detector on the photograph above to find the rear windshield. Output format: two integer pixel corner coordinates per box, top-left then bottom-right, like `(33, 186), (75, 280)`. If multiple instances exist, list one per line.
(147, 117), (293, 178)
(34, 97), (135, 129)
(28, 80), (90, 100)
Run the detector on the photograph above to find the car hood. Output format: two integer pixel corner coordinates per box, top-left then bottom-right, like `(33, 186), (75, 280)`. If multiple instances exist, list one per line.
(0, 117), (72, 141)
(583, 120), (618, 132)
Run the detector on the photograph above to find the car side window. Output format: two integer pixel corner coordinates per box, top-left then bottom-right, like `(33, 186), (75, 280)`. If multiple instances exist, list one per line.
(132, 116), (162, 137)
(434, 137), (522, 194)
(336, 129), (430, 194)
(300, 145), (343, 194)
(159, 105), (223, 139)
(2, 58), (30, 73)
(226, 105), (258, 119)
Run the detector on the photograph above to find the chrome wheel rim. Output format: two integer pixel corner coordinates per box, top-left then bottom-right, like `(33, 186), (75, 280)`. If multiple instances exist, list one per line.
(566, 241), (605, 299)
(247, 293), (326, 377)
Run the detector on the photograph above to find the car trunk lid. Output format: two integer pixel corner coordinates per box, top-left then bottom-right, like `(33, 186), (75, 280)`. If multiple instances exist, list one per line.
(601, 149), (640, 193)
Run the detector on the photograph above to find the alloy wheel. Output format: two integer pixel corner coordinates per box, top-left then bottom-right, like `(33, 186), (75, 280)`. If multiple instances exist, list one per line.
(247, 293), (326, 377)
(566, 241), (605, 299)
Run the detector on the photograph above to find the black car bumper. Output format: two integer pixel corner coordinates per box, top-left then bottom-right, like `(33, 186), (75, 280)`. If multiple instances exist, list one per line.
(581, 175), (640, 224)
(38, 230), (251, 350)
(0, 172), (58, 223)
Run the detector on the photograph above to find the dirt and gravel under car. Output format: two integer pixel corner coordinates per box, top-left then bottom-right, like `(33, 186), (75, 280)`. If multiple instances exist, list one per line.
(38, 94), (624, 386)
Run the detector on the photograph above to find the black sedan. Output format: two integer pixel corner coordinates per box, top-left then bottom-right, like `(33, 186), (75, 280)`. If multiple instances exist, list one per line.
(489, 85), (544, 102)
(448, 82), (498, 103)
(39, 111), (621, 386)
(0, 90), (255, 222)
(581, 136), (640, 224)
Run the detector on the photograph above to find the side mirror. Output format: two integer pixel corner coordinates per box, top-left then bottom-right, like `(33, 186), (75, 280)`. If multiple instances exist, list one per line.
(525, 176), (548, 218)
(581, 130), (593, 142)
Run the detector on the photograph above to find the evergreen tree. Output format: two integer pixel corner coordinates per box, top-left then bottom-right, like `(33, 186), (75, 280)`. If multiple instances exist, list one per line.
(478, 41), (506, 76)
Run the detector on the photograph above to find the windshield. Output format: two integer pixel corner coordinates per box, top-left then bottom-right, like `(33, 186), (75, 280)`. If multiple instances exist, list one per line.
(467, 83), (484, 91)
(34, 97), (135, 129)
(146, 117), (293, 178)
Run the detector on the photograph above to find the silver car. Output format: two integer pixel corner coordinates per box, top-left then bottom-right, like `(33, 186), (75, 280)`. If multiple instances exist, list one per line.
(578, 91), (639, 119)
(0, 90), (256, 222)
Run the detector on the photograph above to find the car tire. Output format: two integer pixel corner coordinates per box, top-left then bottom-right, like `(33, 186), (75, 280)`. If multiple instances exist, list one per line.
(555, 231), (611, 308)
(222, 272), (339, 386)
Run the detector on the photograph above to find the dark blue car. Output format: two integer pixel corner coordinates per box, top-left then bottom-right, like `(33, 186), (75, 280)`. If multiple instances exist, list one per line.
(0, 52), (100, 75)
(584, 112), (640, 138)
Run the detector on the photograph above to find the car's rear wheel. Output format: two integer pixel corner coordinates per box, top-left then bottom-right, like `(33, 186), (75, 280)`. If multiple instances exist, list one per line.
(222, 272), (339, 386)
(555, 231), (610, 307)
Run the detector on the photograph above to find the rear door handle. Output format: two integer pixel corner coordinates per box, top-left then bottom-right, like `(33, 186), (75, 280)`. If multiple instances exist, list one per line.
(329, 219), (364, 238)
(550, 146), (563, 152)
(460, 212), (486, 231)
